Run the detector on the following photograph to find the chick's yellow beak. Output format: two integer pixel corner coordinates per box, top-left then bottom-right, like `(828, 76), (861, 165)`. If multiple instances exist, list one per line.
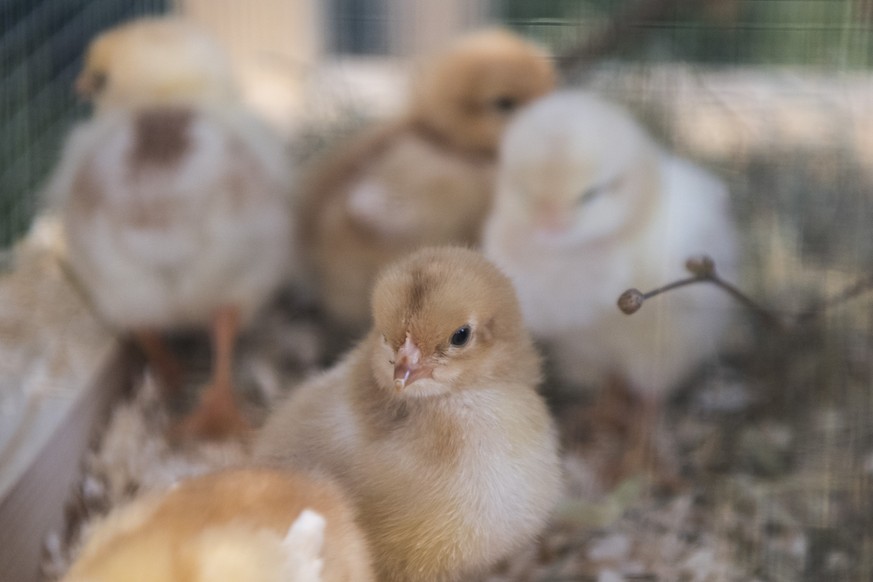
(393, 335), (433, 391)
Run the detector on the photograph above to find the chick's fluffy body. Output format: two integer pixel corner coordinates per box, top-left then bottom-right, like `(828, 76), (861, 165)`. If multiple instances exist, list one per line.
(62, 468), (375, 582)
(484, 91), (739, 396)
(257, 247), (562, 582)
(302, 29), (556, 330)
(51, 106), (292, 329)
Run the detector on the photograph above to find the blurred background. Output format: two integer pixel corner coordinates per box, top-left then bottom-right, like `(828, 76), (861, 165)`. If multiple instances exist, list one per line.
(4, 0), (873, 246)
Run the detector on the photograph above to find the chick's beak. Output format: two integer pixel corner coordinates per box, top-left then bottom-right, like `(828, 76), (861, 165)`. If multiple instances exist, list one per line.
(535, 202), (571, 234)
(393, 335), (433, 391)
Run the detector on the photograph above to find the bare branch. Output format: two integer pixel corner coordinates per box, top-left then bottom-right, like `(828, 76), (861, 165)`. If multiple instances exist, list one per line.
(618, 254), (873, 331)
(616, 255), (782, 330)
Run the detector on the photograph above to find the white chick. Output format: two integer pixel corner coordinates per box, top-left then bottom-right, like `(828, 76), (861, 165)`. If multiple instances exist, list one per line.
(61, 468), (375, 582)
(301, 28), (557, 332)
(483, 91), (738, 474)
(256, 247), (562, 582)
(50, 17), (293, 439)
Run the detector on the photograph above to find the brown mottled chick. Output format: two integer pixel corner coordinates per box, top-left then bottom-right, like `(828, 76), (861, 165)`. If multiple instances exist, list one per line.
(62, 468), (375, 582)
(301, 28), (557, 332)
(256, 247), (562, 582)
(49, 17), (294, 440)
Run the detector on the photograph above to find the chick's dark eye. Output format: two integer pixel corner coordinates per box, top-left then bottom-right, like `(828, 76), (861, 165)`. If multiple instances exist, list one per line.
(450, 325), (471, 347)
(91, 72), (108, 93)
(577, 185), (603, 206)
(492, 96), (517, 113)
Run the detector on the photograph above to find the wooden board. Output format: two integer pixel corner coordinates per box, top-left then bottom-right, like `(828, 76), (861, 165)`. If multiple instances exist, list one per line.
(0, 346), (136, 582)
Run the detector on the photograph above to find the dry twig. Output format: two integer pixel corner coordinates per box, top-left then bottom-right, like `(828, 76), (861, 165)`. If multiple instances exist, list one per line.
(617, 255), (873, 330)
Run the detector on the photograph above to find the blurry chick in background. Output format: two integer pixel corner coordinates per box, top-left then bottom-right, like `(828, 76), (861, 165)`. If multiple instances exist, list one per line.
(256, 247), (562, 582)
(301, 28), (557, 333)
(49, 17), (293, 439)
(75, 16), (238, 112)
(62, 468), (375, 582)
(483, 91), (738, 479)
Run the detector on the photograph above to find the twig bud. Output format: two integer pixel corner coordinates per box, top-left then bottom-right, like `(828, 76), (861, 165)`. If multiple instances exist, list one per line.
(685, 255), (715, 278)
(618, 288), (645, 314)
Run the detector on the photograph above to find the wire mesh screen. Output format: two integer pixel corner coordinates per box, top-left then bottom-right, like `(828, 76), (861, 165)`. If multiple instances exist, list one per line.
(0, 0), (169, 248)
(329, 0), (391, 55)
(505, 0), (873, 67)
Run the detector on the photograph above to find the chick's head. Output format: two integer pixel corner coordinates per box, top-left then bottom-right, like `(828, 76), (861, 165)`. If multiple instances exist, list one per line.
(76, 17), (237, 111)
(498, 91), (662, 247)
(370, 247), (534, 398)
(410, 28), (556, 156)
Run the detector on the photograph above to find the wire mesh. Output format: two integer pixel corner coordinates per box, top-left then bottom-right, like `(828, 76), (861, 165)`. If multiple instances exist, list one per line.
(0, 0), (169, 248)
(504, 0), (873, 67)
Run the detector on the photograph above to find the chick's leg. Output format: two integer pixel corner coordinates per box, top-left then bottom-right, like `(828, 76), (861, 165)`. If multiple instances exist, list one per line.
(134, 330), (185, 397)
(618, 393), (660, 477)
(615, 391), (683, 492)
(173, 305), (249, 440)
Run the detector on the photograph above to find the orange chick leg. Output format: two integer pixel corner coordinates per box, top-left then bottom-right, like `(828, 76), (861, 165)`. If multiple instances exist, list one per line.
(593, 376), (682, 491)
(618, 394), (659, 476)
(588, 374), (637, 434)
(173, 306), (250, 440)
(616, 392), (683, 492)
(134, 330), (185, 397)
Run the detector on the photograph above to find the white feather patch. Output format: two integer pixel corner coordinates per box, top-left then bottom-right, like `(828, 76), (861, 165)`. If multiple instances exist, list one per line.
(280, 509), (326, 582)
(347, 179), (418, 238)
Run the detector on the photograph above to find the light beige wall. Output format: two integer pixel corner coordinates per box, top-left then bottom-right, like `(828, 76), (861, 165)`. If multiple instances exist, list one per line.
(175, 0), (324, 133)
(386, 0), (492, 56)
(174, 0), (495, 132)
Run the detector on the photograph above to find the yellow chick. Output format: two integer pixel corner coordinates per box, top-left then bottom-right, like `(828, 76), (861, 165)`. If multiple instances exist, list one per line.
(483, 91), (739, 477)
(301, 28), (557, 332)
(256, 247), (562, 582)
(75, 17), (237, 111)
(49, 17), (294, 439)
(62, 468), (375, 582)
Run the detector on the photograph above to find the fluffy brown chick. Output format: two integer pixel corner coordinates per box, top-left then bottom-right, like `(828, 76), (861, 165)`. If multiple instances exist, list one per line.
(62, 468), (375, 582)
(408, 27), (558, 155)
(256, 247), (562, 582)
(301, 28), (557, 332)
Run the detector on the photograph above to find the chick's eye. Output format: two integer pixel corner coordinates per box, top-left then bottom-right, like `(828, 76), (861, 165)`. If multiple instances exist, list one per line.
(578, 185), (604, 206)
(91, 72), (108, 93)
(492, 96), (517, 113)
(450, 325), (471, 347)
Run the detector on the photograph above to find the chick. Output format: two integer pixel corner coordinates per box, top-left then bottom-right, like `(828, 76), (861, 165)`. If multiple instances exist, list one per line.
(301, 28), (556, 332)
(62, 468), (375, 582)
(75, 17), (237, 111)
(50, 17), (293, 439)
(483, 91), (738, 476)
(256, 247), (562, 582)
